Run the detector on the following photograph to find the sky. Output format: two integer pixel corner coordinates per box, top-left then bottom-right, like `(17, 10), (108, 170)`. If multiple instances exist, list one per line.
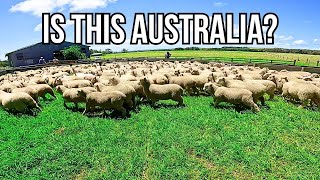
(1, 0), (320, 60)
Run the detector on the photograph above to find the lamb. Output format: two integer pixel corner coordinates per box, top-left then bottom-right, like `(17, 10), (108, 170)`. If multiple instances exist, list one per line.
(282, 81), (320, 109)
(81, 91), (127, 117)
(28, 84), (56, 99)
(62, 87), (97, 108)
(217, 78), (267, 105)
(235, 74), (276, 100)
(0, 91), (41, 112)
(203, 83), (260, 112)
(139, 78), (184, 106)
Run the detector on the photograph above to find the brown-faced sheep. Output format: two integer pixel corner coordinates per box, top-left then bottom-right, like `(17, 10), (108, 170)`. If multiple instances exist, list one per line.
(203, 83), (260, 112)
(139, 78), (184, 106)
(81, 91), (127, 117)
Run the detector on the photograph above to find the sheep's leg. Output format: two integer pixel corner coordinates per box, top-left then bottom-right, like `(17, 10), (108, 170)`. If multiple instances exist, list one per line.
(49, 90), (56, 98)
(299, 100), (309, 109)
(243, 99), (260, 113)
(268, 92), (275, 100)
(173, 94), (184, 106)
(192, 86), (199, 95)
(186, 88), (192, 96)
(63, 101), (68, 108)
(213, 99), (221, 107)
(259, 96), (266, 106)
(115, 106), (126, 117)
(83, 104), (89, 114)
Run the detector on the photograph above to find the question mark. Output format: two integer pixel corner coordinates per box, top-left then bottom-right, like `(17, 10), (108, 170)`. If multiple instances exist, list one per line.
(263, 13), (279, 44)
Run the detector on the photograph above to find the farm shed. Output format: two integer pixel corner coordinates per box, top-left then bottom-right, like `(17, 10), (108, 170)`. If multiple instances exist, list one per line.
(5, 42), (90, 67)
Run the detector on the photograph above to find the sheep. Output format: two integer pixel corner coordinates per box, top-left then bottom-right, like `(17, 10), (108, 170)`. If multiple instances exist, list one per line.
(235, 74), (276, 100)
(11, 87), (39, 102)
(108, 77), (145, 98)
(81, 91), (127, 117)
(0, 82), (24, 92)
(139, 78), (184, 106)
(96, 83), (136, 108)
(217, 78), (267, 105)
(282, 81), (320, 109)
(28, 84), (56, 99)
(203, 83), (260, 112)
(0, 91), (41, 112)
(58, 79), (93, 88)
(62, 87), (97, 108)
(164, 74), (197, 95)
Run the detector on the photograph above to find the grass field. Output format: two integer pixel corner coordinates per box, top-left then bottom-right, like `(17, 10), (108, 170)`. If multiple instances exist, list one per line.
(101, 50), (320, 66)
(0, 93), (319, 179)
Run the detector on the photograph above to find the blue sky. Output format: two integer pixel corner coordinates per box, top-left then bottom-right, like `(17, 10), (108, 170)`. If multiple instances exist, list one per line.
(1, 0), (320, 59)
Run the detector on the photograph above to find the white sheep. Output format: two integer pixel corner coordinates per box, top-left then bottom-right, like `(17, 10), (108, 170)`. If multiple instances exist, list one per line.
(203, 83), (260, 112)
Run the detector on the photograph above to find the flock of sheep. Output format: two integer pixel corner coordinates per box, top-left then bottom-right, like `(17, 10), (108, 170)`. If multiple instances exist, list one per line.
(0, 60), (319, 117)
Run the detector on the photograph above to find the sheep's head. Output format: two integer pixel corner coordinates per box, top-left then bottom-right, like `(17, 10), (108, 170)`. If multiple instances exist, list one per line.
(191, 69), (200, 75)
(91, 77), (98, 84)
(174, 70), (180, 76)
(109, 77), (120, 86)
(235, 74), (244, 81)
(216, 77), (226, 87)
(203, 83), (218, 93)
(207, 73), (216, 83)
(54, 77), (63, 86)
(139, 78), (151, 87)
(267, 75), (276, 82)
(77, 90), (87, 98)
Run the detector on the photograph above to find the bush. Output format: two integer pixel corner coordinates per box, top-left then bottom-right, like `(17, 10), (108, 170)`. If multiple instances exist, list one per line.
(0, 60), (9, 67)
(62, 45), (87, 60)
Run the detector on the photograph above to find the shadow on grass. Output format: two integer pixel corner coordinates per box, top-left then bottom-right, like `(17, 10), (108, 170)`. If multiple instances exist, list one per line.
(64, 104), (134, 120)
(6, 108), (41, 117)
(138, 100), (186, 110)
(209, 103), (256, 114)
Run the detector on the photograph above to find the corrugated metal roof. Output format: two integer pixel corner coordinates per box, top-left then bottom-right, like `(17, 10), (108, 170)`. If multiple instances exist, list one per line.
(5, 41), (90, 56)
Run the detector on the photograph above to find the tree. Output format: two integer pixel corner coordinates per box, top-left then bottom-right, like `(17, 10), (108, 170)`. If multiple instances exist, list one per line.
(121, 48), (128, 53)
(62, 45), (87, 60)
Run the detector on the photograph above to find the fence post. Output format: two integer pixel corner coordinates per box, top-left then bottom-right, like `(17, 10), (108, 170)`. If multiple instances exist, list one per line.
(293, 60), (297, 66)
(270, 60), (273, 64)
(317, 60), (320, 66)
(231, 58), (233, 62)
(249, 59), (252, 63)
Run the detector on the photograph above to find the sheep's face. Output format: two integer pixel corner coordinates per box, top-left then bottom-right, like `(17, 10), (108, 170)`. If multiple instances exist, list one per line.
(77, 90), (86, 98)
(203, 83), (212, 92)
(139, 78), (151, 86)
(217, 78), (226, 87)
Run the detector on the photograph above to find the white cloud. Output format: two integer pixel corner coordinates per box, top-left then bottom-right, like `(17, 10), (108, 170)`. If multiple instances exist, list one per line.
(314, 39), (320, 44)
(292, 40), (307, 45)
(10, 0), (117, 17)
(33, 20), (74, 32)
(276, 35), (294, 41)
(213, 2), (228, 7)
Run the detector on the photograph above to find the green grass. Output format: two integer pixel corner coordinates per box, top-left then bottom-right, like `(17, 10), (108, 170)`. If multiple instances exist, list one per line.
(101, 50), (320, 66)
(0, 93), (319, 179)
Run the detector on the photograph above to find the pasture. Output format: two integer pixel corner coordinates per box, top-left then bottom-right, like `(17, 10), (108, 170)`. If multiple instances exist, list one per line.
(0, 60), (319, 179)
(102, 50), (320, 66)
(0, 94), (319, 179)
